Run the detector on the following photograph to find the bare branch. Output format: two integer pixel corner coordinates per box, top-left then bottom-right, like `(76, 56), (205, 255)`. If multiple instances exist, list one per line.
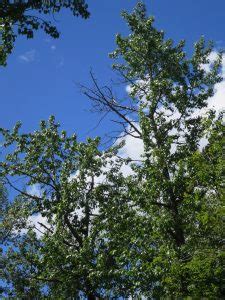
(82, 71), (142, 138)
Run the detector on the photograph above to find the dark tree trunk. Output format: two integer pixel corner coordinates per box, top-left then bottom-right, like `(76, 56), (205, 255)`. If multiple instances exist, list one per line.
(87, 294), (96, 300)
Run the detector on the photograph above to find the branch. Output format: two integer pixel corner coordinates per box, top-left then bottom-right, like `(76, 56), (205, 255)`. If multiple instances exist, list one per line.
(12, 167), (57, 191)
(37, 222), (54, 234)
(4, 177), (43, 201)
(64, 214), (83, 247)
(83, 71), (142, 138)
(38, 221), (79, 249)
(151, 201), (171, 208)
(31, 275), (62, 284)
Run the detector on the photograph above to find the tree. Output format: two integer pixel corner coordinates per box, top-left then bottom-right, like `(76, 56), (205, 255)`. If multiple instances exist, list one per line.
(0, 116), (126, 298)
(0, 2), (224, 298)
(83, 2), (224, 297)
(0, 0), (89, 65)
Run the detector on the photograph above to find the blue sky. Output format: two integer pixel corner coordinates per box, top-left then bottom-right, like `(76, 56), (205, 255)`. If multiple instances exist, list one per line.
(0, 0), (224, 140)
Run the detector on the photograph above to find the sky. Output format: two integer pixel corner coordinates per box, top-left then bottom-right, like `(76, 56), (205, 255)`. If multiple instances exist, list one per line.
(0, 0), (225, 141)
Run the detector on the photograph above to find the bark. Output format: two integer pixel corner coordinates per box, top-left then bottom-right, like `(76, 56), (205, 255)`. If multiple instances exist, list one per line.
(87, 294), (96, 300)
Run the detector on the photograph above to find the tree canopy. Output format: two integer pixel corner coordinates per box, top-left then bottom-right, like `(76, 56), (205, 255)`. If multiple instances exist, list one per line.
(0, 0), (89, 65)
(0, 2), (224, 298)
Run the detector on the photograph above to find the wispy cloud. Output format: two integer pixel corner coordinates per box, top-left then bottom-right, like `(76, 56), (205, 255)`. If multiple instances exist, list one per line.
(18, 49), (37, 63)
(57, 56), (65, 68)
(27, 184), (43, 198)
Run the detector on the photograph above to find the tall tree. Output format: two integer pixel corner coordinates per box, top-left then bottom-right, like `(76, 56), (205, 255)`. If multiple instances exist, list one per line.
(84, 2), (224, 297)
(0, 2), (224, 298)
(0, 0), (89, 65)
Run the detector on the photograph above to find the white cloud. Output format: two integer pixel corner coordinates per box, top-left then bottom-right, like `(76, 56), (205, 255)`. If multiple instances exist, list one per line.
(24, 185), (51, 238)
(16, 213), (50, 239)
(117, 132), (144, 161)
(18, 49), (37, 63)
(196, 52), (225, 149)
(201, 51), (219, 73)
(125, 77), (151, 105)
(27, 213), (49, 238)
(209, 79), (225, 113)
(116, 127), (144, 176)
(126, 84), (132, 95)
(27, 184), (42, 198)
(200, 51), (225, 114)
(124, 51), (225, 155)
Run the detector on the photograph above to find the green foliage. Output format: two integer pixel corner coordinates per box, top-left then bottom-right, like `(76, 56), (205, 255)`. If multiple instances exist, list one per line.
(0, 2), (224, 298)
(85, 2), (224, 297)
(0, 115), (119, 297)
(0, 0), (89, 65)
(0, 179), (9, 245)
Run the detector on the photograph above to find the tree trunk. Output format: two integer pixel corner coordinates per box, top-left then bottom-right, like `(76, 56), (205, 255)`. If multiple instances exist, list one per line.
(87, 294), (96, 300)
